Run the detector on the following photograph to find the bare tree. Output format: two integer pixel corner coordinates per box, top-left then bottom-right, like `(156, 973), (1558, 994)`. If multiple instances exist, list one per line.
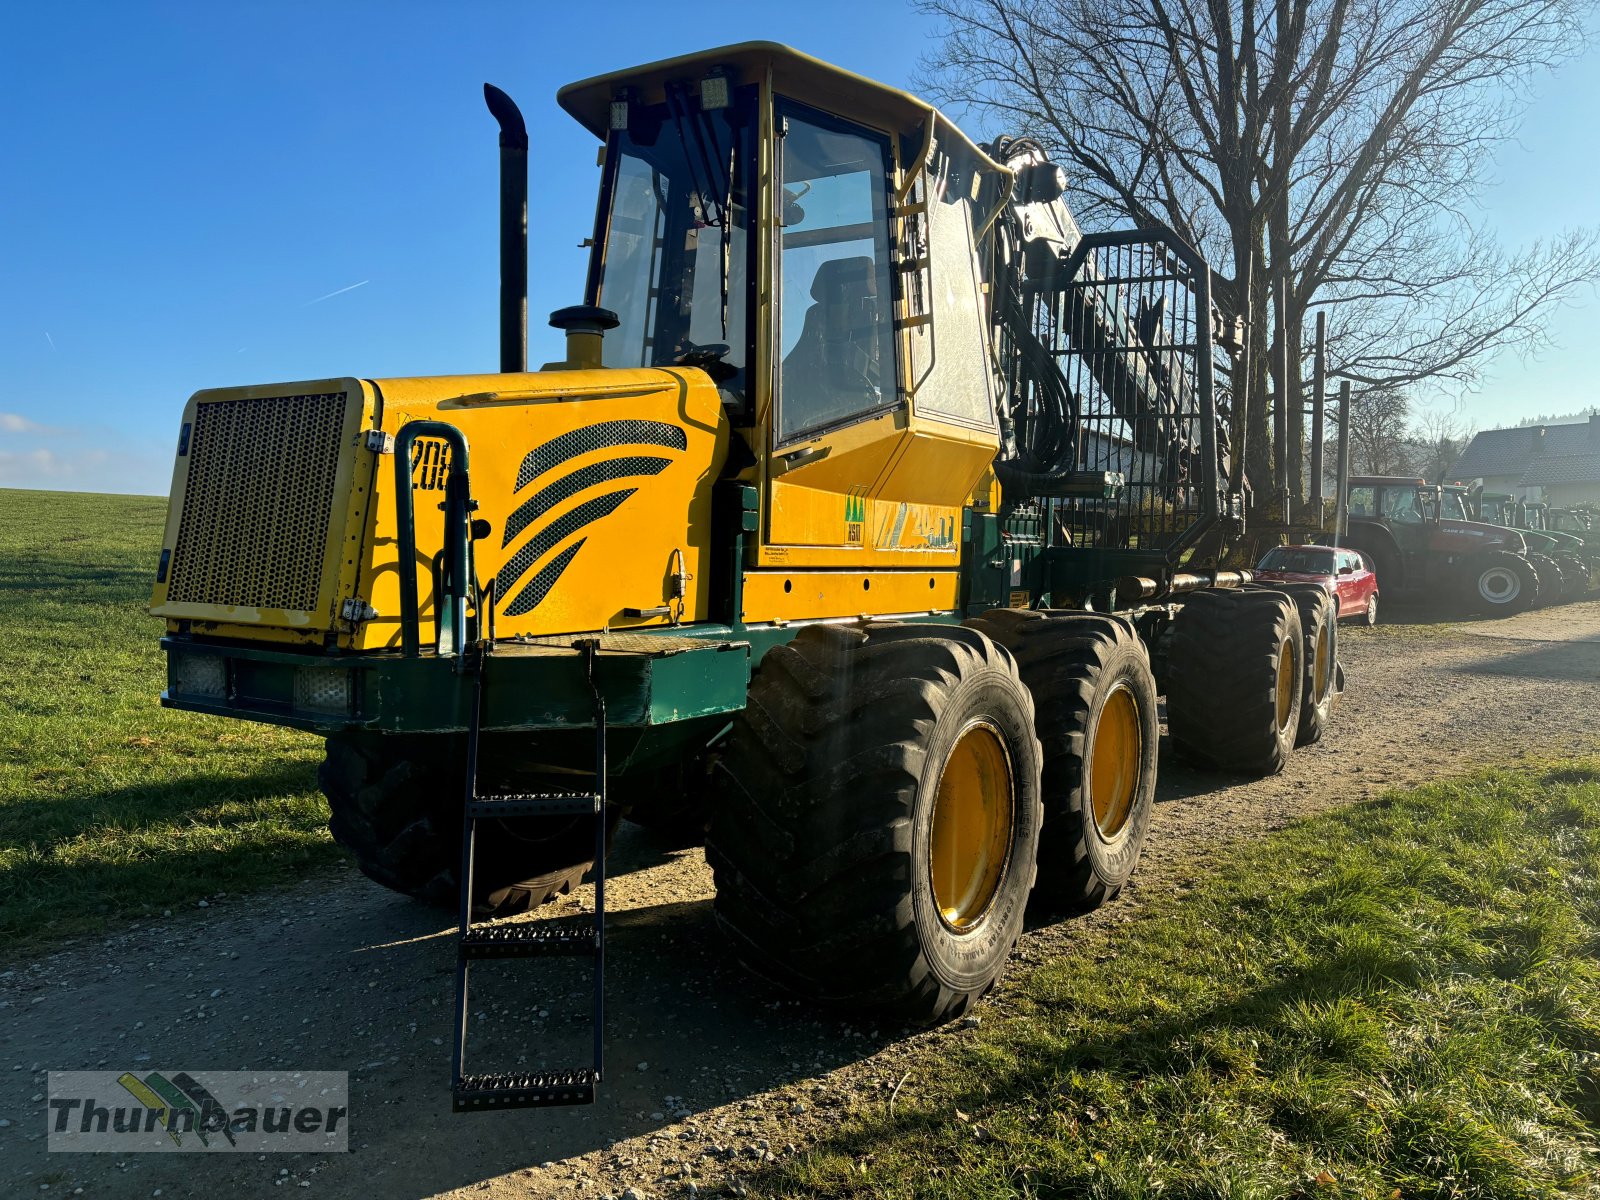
(1345, 386), (1416, 476)
(917, 0), (1600, 511)
(1408, 404), (1476, 483)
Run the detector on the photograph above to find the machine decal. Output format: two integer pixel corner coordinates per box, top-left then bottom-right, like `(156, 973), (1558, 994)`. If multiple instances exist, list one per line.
(503, 538), (588, 617)
(499, 489), (638, 614)
(501, 455), (672, 547)
(514, 420), (687, 491)
(411, 438), (452, 491)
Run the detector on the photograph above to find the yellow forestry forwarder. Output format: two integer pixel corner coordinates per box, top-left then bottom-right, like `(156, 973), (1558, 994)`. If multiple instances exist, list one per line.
(150, 44), (1338, 1111)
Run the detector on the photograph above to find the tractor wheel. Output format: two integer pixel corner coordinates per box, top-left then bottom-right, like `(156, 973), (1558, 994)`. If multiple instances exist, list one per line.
(1528, 553), (1564, 607)
(615, 759), (712, 848)
(707, 623), (1043, 1024)
(320, 734), (617, 918)
(1167, 589), (1303, 776)
(1467, 551), (1538, 614)
(1556, 555), (1588, 604)
(962, 609), (1157, 915)
(1274, 584), (1339, 747)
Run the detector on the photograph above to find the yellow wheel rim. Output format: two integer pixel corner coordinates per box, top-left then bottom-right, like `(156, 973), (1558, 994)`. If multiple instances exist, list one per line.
(929, 720), (1015, 932)
(1090, 683), (1141, 839)
(1312, 621), (1331, 701)
(1275, 635), (1297, 732)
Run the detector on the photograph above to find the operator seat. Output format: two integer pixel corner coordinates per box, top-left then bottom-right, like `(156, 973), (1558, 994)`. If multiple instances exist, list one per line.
(781, 255), (883, 429)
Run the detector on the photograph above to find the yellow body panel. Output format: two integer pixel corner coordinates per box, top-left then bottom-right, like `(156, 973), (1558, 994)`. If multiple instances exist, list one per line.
(740, 569), (960, 623)
(150, 369), (729, 650)
(356, 368), (727, 650)
(759, 409), (998, 569)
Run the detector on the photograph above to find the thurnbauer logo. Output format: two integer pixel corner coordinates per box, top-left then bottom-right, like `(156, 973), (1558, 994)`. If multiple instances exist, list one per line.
(47, 1070), (348, 1153)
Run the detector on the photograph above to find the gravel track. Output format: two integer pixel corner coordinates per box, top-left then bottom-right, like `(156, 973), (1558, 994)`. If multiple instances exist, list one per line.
(4, 601), (1599, 1199)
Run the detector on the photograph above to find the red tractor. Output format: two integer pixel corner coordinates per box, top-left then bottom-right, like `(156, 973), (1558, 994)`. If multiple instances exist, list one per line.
(1340, 476), (1537, 613)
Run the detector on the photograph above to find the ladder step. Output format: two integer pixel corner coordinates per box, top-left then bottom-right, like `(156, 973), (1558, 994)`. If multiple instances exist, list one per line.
(468, 792), (602, 818)
(453, 1069), (597, 1111)
(460, 922), (598, 960)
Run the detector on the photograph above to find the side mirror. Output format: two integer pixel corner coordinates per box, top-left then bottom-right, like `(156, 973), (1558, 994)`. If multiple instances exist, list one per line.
(1338, 565), (1354, 576)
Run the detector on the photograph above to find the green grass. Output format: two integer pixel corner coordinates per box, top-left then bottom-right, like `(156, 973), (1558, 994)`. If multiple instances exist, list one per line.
(0, 488), (338, 950)
(756, 764), (1600, 1199)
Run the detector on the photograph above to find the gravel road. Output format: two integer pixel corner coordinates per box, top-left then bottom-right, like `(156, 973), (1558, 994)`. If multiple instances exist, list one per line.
(5, 601), (1599, 1199)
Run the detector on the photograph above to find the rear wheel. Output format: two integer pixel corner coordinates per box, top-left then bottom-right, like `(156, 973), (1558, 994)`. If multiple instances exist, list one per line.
(320, 734), (615, 917)
(964, 609), (1158, 915)
(1467, 551), (1538, 614)
(708, 624), (1043, 1023)
(1167, 590), (1303, 776)
(1275, 585), (1338, 747)
(1528, 553), (1563, 607)
(1556, 555), (1588, 603)
(1362, 593), (1379, 627)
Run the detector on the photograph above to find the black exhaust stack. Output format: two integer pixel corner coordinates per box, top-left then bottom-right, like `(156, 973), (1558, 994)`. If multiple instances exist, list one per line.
(484, 83), (527, 373)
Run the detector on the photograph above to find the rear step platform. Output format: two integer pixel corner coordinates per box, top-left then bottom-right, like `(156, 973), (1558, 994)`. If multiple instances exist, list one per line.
(450, 641), (608, 1112)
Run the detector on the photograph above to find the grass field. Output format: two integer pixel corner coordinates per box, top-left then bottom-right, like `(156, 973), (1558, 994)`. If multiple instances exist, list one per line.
(756, 764), (1600, 1199)
(0, 488), (337, 950)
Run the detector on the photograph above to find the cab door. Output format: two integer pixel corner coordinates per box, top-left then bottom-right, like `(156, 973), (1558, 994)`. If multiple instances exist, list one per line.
(763, 101), (907, 560)
(759, 102), (995, 581)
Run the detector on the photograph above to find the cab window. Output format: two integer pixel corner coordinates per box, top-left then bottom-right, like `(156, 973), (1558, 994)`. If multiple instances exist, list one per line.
(1347, 486), (1376, 518)
(593, 85), (755, 407)
(776, 102), (898, 441)
(1381, 487), (1424, 524)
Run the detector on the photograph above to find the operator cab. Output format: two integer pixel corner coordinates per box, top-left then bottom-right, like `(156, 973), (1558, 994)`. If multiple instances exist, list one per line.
(560, 45), (1011, 591)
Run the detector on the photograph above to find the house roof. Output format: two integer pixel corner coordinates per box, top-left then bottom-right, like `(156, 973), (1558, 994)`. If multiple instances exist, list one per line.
(1518, 453), (1600, 488)
(1452, 417), (1600, 478)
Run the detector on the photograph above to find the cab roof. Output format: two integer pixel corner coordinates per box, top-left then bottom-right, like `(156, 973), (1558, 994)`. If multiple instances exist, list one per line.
(557, 41), (1004, 174)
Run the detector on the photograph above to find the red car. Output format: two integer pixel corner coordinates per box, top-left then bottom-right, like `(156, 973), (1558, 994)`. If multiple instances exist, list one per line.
(1252, 544), (1380, 625)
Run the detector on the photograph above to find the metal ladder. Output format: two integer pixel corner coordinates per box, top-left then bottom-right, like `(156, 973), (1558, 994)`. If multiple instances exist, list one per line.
(450, 640), (607, 1111)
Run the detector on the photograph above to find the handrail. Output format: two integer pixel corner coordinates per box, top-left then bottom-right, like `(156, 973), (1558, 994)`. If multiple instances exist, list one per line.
(393, 421), (473, 663)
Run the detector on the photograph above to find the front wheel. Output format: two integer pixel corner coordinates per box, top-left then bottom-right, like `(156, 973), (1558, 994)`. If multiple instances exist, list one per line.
(320, 734), (614, 918)
(708, 624), (1043, 1024)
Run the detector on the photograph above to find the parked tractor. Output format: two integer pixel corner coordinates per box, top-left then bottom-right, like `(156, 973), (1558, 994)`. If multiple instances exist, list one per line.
(1472, 491), (1590, 603)
(1341, 476), (1539, 613)
(149, 43), (1337, 1111)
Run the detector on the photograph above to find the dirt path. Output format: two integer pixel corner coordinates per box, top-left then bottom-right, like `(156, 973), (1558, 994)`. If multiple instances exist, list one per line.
(5, 603), (1599, 1199)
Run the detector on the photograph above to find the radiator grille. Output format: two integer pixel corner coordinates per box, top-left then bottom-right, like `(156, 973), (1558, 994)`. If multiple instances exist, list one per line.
(166, 392), (348, 612)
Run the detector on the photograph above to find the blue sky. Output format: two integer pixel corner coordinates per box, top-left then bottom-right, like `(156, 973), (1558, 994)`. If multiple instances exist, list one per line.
(2, 1), (1595, 495)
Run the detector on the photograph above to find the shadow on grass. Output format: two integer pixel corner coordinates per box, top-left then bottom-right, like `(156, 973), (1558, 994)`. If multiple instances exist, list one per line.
(0, 761), (322, 845)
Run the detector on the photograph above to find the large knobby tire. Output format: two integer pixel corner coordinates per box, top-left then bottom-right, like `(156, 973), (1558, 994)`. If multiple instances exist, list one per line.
(962, 609), (1158, 915)
(1273, 584), (1339, 748)
(1555, 555), (1588, 604)
(1466, 551), (1538, 614)
(615, 759), (712, 848)
(707, 623), (1043, 1024)
(1167, 590), (1304, 776)
(1528, 553), (1563, 608)
(320, 734), (615, 917)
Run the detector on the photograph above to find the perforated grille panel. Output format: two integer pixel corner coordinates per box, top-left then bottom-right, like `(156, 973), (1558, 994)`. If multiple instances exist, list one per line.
(166, 392), (348, 612)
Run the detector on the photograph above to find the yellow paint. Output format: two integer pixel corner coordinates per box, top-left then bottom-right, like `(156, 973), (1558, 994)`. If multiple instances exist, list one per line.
(1089, 683), (1141, 838)
(929, 719), (1015, 930)
(740, 569), (959, 623)
(150, 368), (728, 651)
(357, 367), (727, 650)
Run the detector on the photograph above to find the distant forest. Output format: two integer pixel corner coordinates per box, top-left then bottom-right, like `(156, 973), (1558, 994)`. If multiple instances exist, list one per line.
(1510, 406), (1600, 428)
